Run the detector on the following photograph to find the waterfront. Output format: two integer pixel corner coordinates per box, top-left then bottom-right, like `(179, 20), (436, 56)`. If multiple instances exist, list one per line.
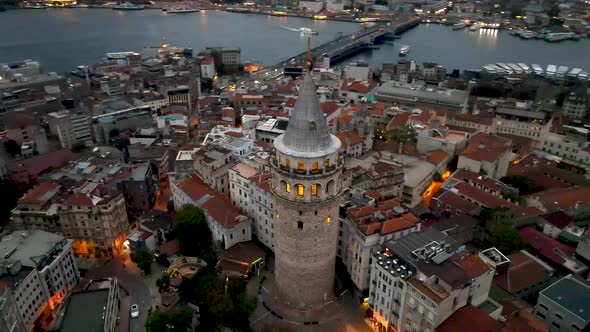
(1, 9), (590, 73)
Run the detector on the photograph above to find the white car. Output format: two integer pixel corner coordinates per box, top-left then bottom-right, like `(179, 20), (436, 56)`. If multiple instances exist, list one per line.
(130, 304), (139, 318)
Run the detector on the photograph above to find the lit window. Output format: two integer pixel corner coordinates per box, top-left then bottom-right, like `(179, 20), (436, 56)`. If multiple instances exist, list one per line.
(285, 159), (290, 168)
(325, 159), (330, 168)
(311, 184), (318, 196)
(312, 161), (318, 170)
(286, 183), (291, 193)
(298, 161), (304, 170)
(326, 216), (332, 224)
(297, 184), (304, 196)
(309, 120), (315, 129)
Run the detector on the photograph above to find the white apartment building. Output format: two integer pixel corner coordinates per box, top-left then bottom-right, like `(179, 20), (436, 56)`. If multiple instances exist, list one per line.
(229, 163), (274, 251)
(47, 110), (92, 149)
(172, 175), (252, 250)
(562, 91), (588, 120)
(338, 197), (421, 293)
(0, 284), (25, 332)
(0, 230), (80, 331)
(368, 229), (495, 332)
(542, 130), (590, 166)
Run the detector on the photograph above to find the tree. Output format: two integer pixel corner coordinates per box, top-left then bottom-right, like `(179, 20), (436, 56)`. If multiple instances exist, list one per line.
(172, 206), (215, 262)
(385, 125), (417, 145)
(146, 308), (193, 332)
(71, 142), (87, 153)
(4, 139), (20, 157)
(134, 250), (154, 275)
(157, 273), (171, 293)
(489, 225), (526, 254)
(501, 175), (545, 195)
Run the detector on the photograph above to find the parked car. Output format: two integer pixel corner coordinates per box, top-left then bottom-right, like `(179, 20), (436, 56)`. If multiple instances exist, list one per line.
(131, 304), (139, 318)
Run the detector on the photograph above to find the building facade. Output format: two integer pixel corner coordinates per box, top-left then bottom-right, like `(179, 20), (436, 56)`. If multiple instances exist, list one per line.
(0, 230), (80, 331)
(270, 71), (344, 308)
(47, 110), (93, 149)
(0, 284), (26, 332)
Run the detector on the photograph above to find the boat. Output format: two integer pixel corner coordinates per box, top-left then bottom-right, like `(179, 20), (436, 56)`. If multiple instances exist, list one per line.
(113, 2), (145, 10)
(399, 45), (410, 56)
(452, 22), (466, 30)
(545, 64), (557, 76)
(23, 4), (47, 8)
(531, 64), (543, 75)
(165, 6), (200, 13)
(299, 27), (318, 35)
(517, 63), (531, 73)
(496, 63), (513, 73)
(545, 32), (575, 42)
(508, 63), (523, 73)
(568, 68), (583, 78)
(519, 31), (537, 39)
(468, 24), (480, 31)
(556, 66), (569, 77)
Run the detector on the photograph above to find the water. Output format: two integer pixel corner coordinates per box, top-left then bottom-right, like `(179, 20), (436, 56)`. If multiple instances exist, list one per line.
(1, 9), (590, 73)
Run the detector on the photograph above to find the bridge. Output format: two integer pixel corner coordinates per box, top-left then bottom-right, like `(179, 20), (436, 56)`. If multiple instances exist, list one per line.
(278, 16), (420, 71)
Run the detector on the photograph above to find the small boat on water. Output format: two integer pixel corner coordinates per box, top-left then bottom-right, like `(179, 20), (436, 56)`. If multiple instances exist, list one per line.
(469, 24), (480, 31)
(452, 22), (466, 30)
(113, 2), (145, 10)
(399, 45), (410, 56)
(519, 31), (537, 39)
(165, 6), (200, 13)
(545, 32), (575, 42)
(299, 27), (318, 35)
(531, 64), (543, 75)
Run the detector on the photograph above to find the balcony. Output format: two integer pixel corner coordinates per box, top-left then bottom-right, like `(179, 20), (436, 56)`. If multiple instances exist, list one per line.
(309, 169), (324, 175)
(325, 164), (336, 172)
(293, 168), (307, 175)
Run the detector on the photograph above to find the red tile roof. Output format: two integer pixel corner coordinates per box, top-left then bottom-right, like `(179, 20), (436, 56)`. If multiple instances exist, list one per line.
(462, 133), (511, 162)
(8, 150), (74, 180)
(176, 175), (246, 228)
(438, 305), (504, 332)
(426, 149), (449, 166)
(446, 124), (478, 134)
(336, 130), (365, 149)
(508, 155), (590, 190)
(408, 278), (446, 304)
(518, 227), (576, 266)
(452, 169), (508, 194)
(386, 112), (410, 129)
(453, 182), (520, 210)
(340, 80), (376, 94)
(494, 252), (552, 295)
(225, 131), (244, 138)
(456, 254), (493, 279)
(541, 211), (572, 229)
(431, 189), (480, 214)
(18, 182), (61, 205)
(320, 102), (340, 116)
(526, 186), (590, 212)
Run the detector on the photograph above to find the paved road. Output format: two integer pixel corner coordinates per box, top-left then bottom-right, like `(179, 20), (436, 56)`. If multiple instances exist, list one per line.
(86, 253), (159, 332)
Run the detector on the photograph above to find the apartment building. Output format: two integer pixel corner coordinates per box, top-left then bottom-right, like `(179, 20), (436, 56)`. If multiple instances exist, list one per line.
(47, 110), (92, 149)
(338, 197), (421, 293)
(0, 283), (25, 332)
(0, 230), (80, 331)
(12, 181), (129, 258)
(368, 228), (495, 332)
(562, 91), (588, 120)
(229, 162), (275, 251)
(457, 133), (513, 179)
(171, 174), (252, 250)
(193, 144), (235, 197)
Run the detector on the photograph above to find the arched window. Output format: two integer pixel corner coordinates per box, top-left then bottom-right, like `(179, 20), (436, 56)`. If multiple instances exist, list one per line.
(298, 161), (304, 170)
(296, 184), (305, 196)
(326, 179), (335, 195)
(311, 161), (318, 170)
(281, 180), (290, 193)
(311, 184), (318, 196)
(325, 159), (331, 168)
(276, 154), (281, 163)
(285, 159), (291, 168)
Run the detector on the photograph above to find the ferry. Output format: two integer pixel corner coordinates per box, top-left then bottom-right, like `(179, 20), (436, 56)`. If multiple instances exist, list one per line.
(519, 31), (537, 39)
(299, 27), (318, 35)
(556, 66), (569, 77)
(568, 68), (583, 78)
(113, 2), (145, 10)
(399, 45), (410, 56)
(545, 65), (557, 76)
(452, 22), (466, 30)
(531, 64), (543, 75)
(22, 3), (47, 8)
(468, 24), (480, 31)
(165, 6), (200, 13)
(517, 63), (531, 73)
(545, 32), (575, 42)
(508, 63), (523, 73)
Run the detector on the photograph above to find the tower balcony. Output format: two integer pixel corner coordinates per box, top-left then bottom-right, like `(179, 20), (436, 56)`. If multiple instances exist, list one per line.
(270, 158), (343, 179)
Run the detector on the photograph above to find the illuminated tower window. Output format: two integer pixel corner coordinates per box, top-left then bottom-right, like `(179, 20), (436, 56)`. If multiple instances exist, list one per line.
(298, 161), (304, 171)
(286, 159), (291, 168)
(325, 159), (330, 168)
(312, 161), (318, 170)
(326, 216), (332, 224)
(311, 184), (318, 196)
(286, 183), (291, 193)
(297, 184), (305, 196)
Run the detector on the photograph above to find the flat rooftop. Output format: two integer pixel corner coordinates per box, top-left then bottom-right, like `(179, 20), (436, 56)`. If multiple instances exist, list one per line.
(541, 275), (590, 320)
(0, 230), (65, 269)
(59, 289), (110, 332)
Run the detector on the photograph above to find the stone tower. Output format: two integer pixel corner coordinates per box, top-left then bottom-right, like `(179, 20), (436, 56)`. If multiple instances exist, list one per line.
(270, 64), (343, 309)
